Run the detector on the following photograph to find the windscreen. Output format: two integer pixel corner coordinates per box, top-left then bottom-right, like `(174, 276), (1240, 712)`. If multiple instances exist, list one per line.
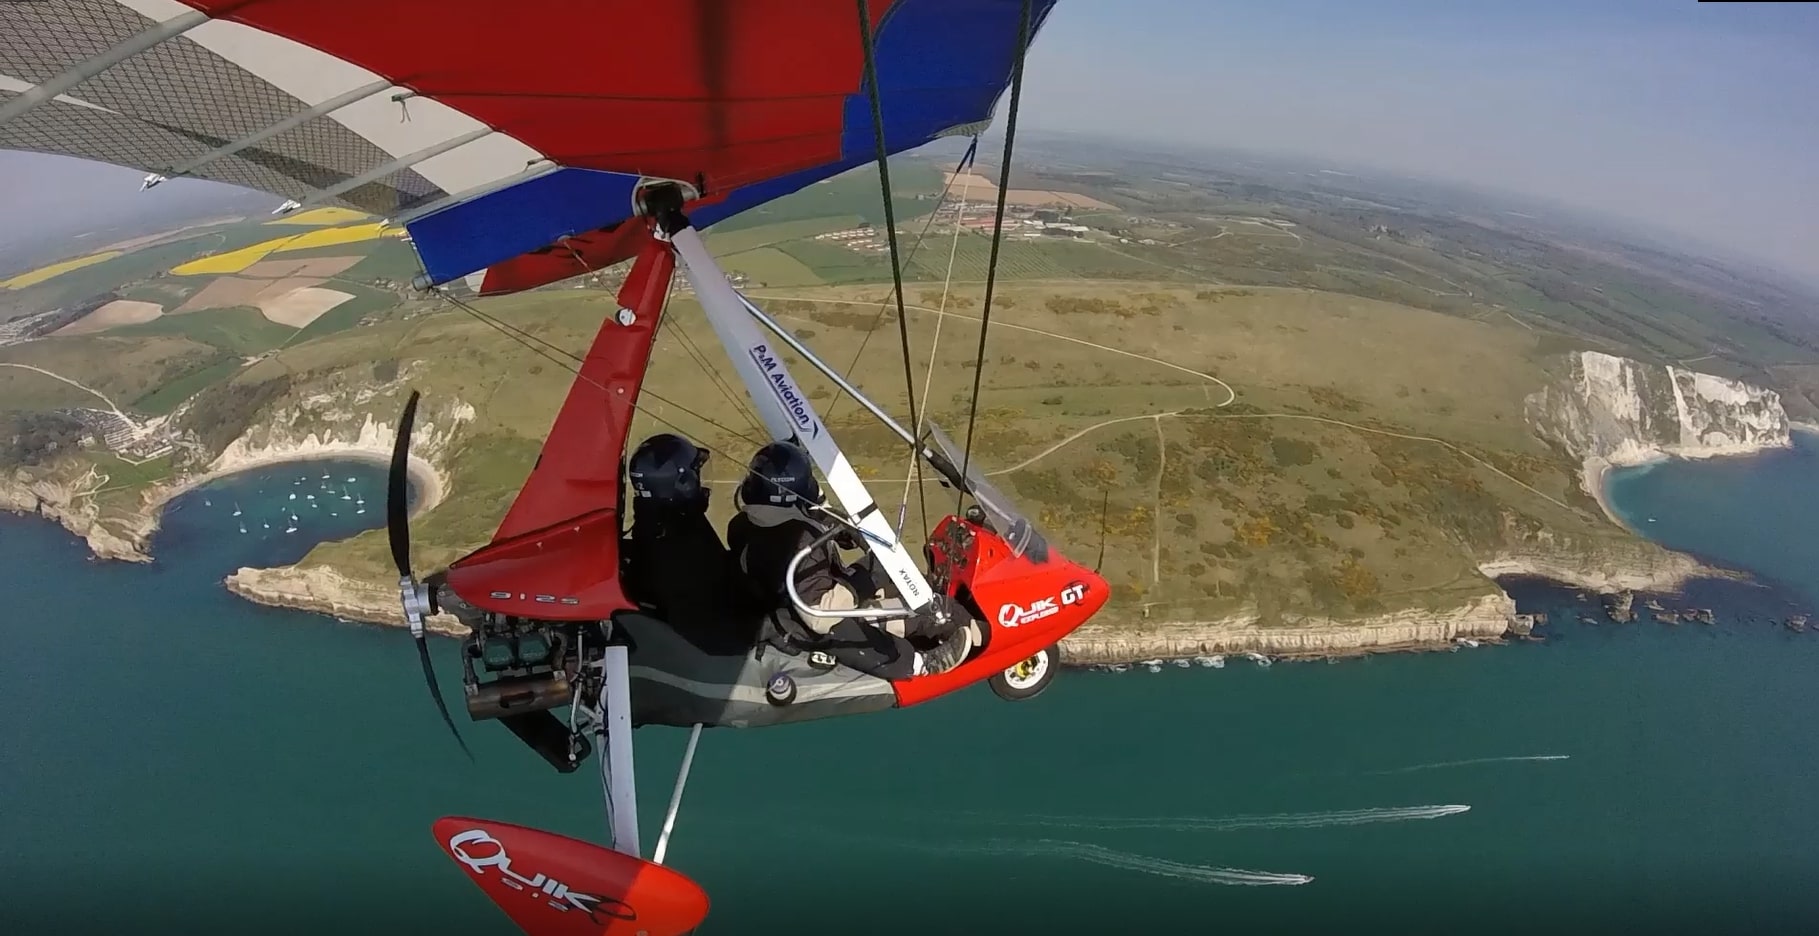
(926, 423), (1050, 562)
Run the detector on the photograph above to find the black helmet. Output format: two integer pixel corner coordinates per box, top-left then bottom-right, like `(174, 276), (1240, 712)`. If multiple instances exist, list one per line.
(739, 441), (821, 507)
(627, 433), (708, 508)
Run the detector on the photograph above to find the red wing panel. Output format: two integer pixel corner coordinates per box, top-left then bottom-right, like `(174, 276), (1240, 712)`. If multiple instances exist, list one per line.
(186, 0), (893, 182)
(434, 817), (709, 936)
(479, 191), (740, 296)
(443, 236), (674, 618)
(476, 223), (648, 299)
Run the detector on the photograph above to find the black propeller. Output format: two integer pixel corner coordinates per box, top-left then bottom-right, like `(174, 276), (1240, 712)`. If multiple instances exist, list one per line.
(388, 390), (472, 761)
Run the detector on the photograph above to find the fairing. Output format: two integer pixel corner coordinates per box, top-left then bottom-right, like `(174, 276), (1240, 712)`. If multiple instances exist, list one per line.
(441, 235), (673, 619)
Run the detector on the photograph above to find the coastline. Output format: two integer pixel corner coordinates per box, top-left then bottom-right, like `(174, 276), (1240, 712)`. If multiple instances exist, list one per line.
(1, 442), (445, 565)
(6, 416), (1783, 665)
(1583, 430), (1806, 538)
(1058, 591), (1518, 665)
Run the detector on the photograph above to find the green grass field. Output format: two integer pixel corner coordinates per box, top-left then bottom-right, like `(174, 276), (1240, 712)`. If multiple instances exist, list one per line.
(0, 334), (219, 412)
(110, 306), (298, 356)
(185, 277), (1639, 628)
(776, 239), (898, 284)
(708, 160), (940, 233)
(706, 216), (864, 255)
(6, 149), (1802, 632)
(132, 357), (243, 415)
(719, 248), (825, 287)
(291, 284), (400, 344)
(0, 222), (294, 312)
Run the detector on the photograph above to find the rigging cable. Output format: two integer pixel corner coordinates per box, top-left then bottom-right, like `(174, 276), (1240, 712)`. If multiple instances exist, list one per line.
(897, 165), (975, 526)
(435, 291), (762, 450)
(432, 290), (870, 515)
(958, 0), (1034, 499)
(658, 297), (765, 435)
(855, 0), (929, 535)
(821, 140), (976, 425)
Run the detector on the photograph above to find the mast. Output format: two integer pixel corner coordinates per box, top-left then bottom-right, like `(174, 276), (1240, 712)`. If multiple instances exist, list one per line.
(649, 186), (938, 612)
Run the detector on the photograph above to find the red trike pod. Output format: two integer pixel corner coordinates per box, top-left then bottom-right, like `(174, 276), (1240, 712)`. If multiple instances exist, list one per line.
(433, 817), (710, 936)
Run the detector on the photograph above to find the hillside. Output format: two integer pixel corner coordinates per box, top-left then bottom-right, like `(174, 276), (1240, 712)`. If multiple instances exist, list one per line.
(4, 147), (1814, 655)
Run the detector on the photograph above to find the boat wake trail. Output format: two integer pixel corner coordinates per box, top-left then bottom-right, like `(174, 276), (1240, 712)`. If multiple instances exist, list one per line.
(974, 839), (1313, 886)
(1368, 755), (1569, 775)
(977, 804), (1471, 833)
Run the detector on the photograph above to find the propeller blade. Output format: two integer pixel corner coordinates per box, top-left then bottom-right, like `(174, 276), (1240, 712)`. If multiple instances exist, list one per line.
(387, 390), (420, 577)
(417, 635), (473, 761)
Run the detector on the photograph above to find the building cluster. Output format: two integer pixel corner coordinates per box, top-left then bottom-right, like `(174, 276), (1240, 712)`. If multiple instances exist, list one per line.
(62, 407), (174, 462)
(809, 202), (1104, 260)
(812, 224), (893, 255)
(937, 199), (1096, 240)
(0, 308), (71, 347)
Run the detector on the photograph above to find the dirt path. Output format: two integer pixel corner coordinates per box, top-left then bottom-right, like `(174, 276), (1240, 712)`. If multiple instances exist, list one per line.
(1152, 415), (1166, 583)
(0, 362), (132, 420)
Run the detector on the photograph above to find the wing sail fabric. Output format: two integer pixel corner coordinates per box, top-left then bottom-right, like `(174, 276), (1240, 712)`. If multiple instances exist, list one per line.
(1, 0), (1053, 293)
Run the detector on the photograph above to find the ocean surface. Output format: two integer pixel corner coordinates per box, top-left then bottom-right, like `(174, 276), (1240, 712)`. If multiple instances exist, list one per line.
(4, 452), (1819, 934)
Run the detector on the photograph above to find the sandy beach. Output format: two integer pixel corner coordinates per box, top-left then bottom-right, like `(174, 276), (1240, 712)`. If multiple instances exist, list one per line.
(1583, 456), (1638, 534)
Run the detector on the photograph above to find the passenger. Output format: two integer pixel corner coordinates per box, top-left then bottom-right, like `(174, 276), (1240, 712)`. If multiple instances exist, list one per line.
(622, 433), (749, 648)
(726, 441), (972, 679)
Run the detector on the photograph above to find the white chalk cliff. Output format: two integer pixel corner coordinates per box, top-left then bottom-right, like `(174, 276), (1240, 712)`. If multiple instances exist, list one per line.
(1526, 351), (1790, 466)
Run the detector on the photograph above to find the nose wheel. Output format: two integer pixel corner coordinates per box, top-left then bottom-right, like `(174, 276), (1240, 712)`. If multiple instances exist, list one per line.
(988, 646), (1057, 701)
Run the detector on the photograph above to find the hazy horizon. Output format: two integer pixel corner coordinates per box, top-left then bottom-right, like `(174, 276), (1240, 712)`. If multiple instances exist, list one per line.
(1020, 0), (1819, 286)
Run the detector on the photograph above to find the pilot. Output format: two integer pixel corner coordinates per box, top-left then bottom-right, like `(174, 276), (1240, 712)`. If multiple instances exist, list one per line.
(623, 433), (749, 645)
(727, 441), (973, 678)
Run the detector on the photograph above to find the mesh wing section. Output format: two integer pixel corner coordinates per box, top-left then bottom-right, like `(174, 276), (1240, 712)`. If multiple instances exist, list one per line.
(0, 1), (447, 215)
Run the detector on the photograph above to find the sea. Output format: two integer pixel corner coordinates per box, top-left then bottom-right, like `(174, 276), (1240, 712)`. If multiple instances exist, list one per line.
(4, 444), (1819, 935)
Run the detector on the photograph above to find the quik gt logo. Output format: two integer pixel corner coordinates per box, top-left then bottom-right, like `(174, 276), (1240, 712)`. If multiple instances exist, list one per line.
(448, 828), (635, 924)
(998, 582), (1089, 628)
(750, 343), (820, 439)
(999, 597), (1057, 627)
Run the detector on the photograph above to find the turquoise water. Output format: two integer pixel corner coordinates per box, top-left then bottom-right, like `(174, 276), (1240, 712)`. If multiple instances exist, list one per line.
(4, 455), (1819, 934)
(1607, 430), (1819, 608)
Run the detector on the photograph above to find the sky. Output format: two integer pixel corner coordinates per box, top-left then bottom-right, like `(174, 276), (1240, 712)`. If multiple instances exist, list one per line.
(1020, 0), (1819, 282)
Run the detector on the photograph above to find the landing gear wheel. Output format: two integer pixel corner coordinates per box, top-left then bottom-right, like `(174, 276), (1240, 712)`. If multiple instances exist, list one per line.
(988, 646), (1056, 701)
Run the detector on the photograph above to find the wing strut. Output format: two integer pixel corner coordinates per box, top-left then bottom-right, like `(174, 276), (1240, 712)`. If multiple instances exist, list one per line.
(652, 724), (703, 865)
(660, 196), (939, 612)
(597, 645), (639, 856)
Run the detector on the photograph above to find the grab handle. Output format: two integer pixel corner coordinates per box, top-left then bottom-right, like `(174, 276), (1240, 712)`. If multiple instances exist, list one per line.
(785, 527), (916, 622)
